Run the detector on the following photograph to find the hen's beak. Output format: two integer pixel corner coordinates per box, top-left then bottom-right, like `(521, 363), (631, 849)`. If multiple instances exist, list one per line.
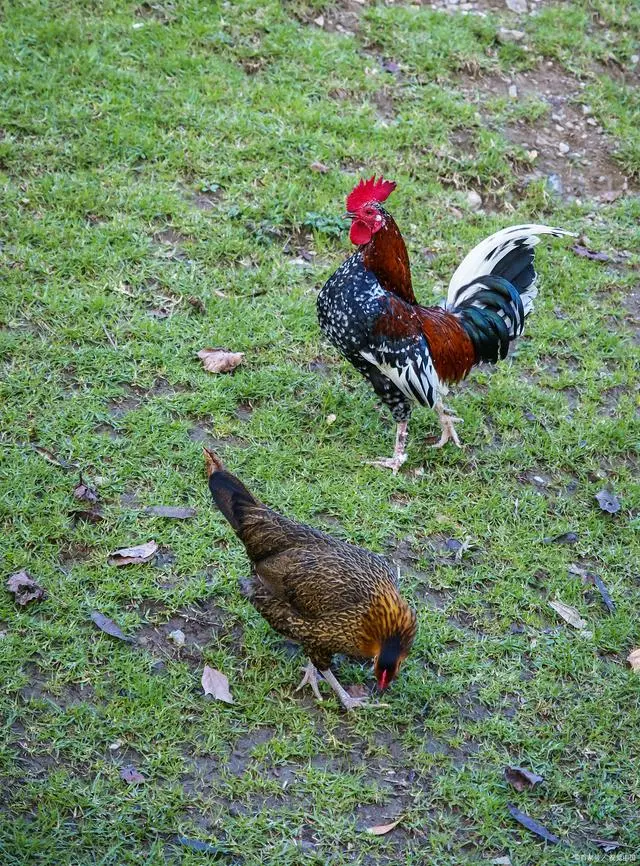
(377, 669), (390, 690)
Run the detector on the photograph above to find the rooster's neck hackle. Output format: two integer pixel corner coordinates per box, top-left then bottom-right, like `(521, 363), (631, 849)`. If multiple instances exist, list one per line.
(362, 212), (417, 305)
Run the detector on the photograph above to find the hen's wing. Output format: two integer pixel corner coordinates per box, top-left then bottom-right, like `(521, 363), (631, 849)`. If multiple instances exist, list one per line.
(256, 541), (395, 617)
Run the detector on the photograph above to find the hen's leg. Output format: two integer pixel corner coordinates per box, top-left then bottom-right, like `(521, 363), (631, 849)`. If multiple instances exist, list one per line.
(320, 668), (372, 711)
(295, 659), (323, 702)
(432, 402), (462, 448)
(367, 421), (408, 475)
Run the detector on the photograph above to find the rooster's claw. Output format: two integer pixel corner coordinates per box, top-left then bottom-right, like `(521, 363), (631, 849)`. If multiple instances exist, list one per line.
(366, 455), (407, 476)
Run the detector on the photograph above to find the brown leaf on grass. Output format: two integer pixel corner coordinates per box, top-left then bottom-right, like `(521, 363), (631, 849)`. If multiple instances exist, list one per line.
(71, 507), (104, 524)
(197, 347), (244, 374)
(571, 244), (610, 262)
(627, 649), (640, 672)
(7, 571), (45, 605)
(581, 571), (616, 614)
(187, 296), (206, 314)
(108, 540), (158, 566)
(310, 161), (329, 173)
(505, 766), (544, 791)
(201, 665), (234, 704)
(143, 506), (196, 519)
(595, 489), (621, 514)
(31, 444), (78, 470)
(543, 531), (578, 545)
(91, 611), (135, 643)
(74, 476), (99, 503)
(507, 804), (561, 844)
(590, 838), (622, 852)
(120, 765), (145, 784)
(549, 600), (590, 633)
(366, 816), (404, 835)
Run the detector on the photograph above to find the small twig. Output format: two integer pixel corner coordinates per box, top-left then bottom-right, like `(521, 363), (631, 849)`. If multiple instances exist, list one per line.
(102, 324), (118, 350)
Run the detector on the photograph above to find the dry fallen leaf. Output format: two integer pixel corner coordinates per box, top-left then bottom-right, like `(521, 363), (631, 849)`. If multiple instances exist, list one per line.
(507, 804), (560, 844)
(543, 531), (578, 545)
(108, 540), (158, 566)
(549, 600), (590, 633)
(581, 571), (616, 614)
(310, 160), (329, 173)
(590, 838), (622, 852)
(71, 506), (103, 524)
(627, 649), (640, 672)
(31, 444), (78, 470)
(595, 489), (621, 514)
(201, 665), (234, 704)
(187, 296), (206, 314)
(74, 478), (99, 503)
(7, 571), (45, 605)
(504, 766), (544, 792)
(91, 611), (135, 643)
(120, 765), (145, 784)
(366, 816), (404, 835)
(571, 244), (610, 263)
(197, 347), (244, 374)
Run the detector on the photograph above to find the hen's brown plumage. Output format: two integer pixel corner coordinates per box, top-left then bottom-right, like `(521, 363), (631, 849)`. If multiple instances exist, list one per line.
(204, 449), (416, 710)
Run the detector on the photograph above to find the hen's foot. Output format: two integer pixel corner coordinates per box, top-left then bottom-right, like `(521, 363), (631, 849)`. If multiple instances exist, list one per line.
(295, 660), (323, 702)
(366, 454), (407, 476)
(320, 668), (388, 711)
(433, 406), (462, 449)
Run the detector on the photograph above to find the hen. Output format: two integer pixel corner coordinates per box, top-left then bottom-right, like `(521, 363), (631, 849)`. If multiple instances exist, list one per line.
(317, 175), (572, 472)
(204, 448), (416, 711)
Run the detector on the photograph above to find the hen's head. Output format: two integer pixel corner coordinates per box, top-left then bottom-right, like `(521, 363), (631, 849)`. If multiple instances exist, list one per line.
(371, 602), (416, 690)
(345, 175), (397, 246)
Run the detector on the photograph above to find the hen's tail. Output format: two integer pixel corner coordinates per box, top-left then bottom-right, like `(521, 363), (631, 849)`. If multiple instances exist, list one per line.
(446, 225), (572, 364)
(204, 448), (259, 535)
(204, 449), (315, 564)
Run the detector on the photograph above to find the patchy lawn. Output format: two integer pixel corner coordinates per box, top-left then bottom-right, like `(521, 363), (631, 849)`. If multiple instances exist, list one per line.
(1, 0), (639, 864)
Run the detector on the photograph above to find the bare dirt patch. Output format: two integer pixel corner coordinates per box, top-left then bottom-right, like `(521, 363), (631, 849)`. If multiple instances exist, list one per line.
(287, 0), (364, 34)
(135, 601), (244, 661)
(458, 62), (634, 200)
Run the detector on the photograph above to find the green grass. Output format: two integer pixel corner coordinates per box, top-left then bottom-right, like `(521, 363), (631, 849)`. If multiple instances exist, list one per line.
(1, 1), (639, 864)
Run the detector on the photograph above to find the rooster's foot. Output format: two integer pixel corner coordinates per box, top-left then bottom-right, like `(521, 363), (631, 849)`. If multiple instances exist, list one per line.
(366, 454), (407, 476)
(295, 660), (323, 702)
(433, 406), (462, 449)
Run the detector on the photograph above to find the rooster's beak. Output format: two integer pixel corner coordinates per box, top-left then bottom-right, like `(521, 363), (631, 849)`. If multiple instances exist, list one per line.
(343, 212), (356, 220)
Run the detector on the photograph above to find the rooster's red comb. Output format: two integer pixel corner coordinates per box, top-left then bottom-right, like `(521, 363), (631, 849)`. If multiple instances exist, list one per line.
(346, 175), (397, 212)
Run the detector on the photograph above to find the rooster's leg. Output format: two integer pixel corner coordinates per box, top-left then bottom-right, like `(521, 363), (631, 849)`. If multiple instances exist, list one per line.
(367, 421), (408, 475)
(320, 668), (372, 711)
(433, 403), (462, 448)
(295, 659), (323, 702)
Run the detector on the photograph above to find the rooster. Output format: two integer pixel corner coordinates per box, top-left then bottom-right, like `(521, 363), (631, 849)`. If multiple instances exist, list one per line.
(204, 448), (416, 711)
(317, 176), (572, 473)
